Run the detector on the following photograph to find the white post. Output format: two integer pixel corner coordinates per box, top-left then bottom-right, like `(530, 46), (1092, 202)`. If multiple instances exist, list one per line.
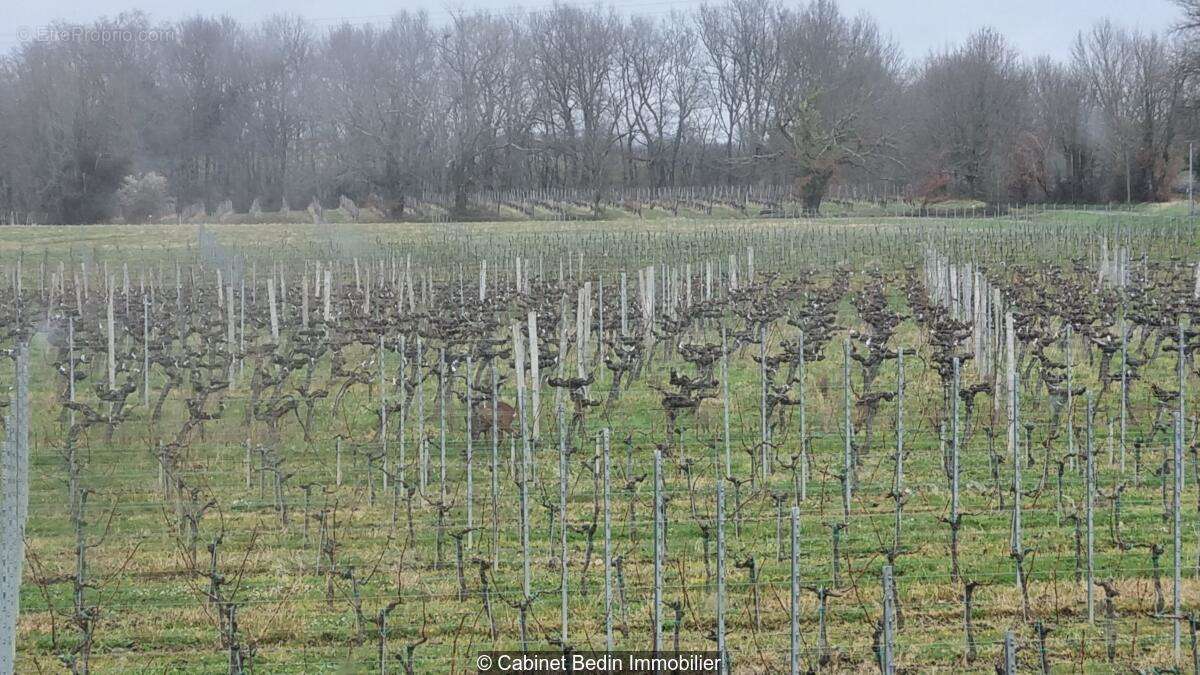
(145, 294), (152, 405)
(107, 284), (116, 390)
(1190, 141), (1194, 217)
(268, 278), (279, 342)
(0, 345), (30, 674)
(1174, 411), (1184, 662)
(790, 506), (800, 674)
(528, 311), (540, 442)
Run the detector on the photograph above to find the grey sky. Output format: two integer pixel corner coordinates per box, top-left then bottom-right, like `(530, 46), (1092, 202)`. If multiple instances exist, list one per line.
(0, 0), (1185, 61)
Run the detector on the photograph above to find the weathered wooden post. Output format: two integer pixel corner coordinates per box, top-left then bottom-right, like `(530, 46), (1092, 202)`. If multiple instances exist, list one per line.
(881, 565), (896, 674)
(1003, 631), (1017, 674)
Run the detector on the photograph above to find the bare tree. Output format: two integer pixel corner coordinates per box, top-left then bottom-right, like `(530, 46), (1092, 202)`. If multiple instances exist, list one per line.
(440, 12), (527, 215)
(911, 28), (1029, 202)
(529, 5), (627, 210)
(768, 0), (902, 212)
(1029, 58), (1096, 201)
(697, 0), (780, 182)
(1074, 22), (1184, 202)
(0, 2), (1191, 221)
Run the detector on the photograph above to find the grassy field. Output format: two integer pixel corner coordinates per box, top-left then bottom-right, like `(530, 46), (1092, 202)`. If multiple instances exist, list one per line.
(3, 214), (1199, 673)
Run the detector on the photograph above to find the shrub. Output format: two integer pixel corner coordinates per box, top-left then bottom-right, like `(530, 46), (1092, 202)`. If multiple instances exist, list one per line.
(116, 172), (173, 223)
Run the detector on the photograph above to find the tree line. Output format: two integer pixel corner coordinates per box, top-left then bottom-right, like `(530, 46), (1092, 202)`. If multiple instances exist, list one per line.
(1, 0), (1199, 223)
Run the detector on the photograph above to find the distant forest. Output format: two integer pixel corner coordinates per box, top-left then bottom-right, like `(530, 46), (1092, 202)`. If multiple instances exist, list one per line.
(3, 0), (1200, 223)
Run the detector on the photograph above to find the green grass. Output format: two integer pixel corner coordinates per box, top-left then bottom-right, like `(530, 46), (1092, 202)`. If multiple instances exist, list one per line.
(4, 213), (1199, 672)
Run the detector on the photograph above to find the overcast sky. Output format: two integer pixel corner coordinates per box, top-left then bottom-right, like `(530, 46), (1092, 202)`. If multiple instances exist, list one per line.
(0, 0), (1186, 61)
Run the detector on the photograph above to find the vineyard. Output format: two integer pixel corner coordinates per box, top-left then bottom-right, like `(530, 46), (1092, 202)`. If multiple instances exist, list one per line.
(2, 214), (1200, 673)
